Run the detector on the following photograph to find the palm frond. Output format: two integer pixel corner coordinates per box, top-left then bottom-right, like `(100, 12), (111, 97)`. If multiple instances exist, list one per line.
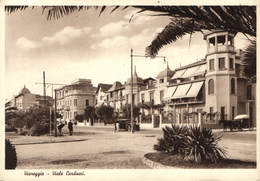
(242, 39), (256, 78)
(145, 18), (207, 58)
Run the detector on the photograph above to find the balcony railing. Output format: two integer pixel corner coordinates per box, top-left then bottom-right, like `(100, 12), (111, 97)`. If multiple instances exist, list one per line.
(208, 45), (234, 54)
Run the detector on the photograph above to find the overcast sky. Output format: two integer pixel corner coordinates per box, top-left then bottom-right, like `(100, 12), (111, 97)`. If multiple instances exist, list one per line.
(5, 6), (251, 100)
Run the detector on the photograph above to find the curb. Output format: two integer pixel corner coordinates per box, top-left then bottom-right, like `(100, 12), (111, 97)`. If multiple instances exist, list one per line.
(13, 139), (87, 145)
(142, 155), (178, 169)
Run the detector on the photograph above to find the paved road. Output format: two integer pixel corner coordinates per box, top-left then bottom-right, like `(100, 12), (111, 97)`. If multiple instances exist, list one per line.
(12, 126), (256, 169)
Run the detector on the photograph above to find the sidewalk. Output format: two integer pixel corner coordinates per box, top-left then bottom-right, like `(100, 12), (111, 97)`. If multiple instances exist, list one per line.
(8, 134), (88, 145)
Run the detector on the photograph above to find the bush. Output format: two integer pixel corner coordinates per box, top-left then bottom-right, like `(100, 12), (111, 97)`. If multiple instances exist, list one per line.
(29, 122), (49, 136)
(154, 125), (188, 155)
(5, 139), (17, 169)
(154, 125), (226, 164)
(5, 125), (18, 132)
(184, 126), (226, 164)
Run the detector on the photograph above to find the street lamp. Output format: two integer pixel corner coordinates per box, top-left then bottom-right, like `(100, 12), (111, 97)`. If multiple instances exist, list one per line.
(130, 49), (166, 133)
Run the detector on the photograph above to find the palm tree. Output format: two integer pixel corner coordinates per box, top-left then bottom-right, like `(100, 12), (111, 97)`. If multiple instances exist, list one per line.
(5, 6), (256, 76)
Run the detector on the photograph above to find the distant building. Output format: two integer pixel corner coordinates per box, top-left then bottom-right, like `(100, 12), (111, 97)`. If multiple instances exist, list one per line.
(6, 85), (53, 111)
(95, 83), (112, 107)
(56, 79), (96, 121)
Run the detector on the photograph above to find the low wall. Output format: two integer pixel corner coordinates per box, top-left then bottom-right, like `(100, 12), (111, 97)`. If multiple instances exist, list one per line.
(140, 123), (154, 129)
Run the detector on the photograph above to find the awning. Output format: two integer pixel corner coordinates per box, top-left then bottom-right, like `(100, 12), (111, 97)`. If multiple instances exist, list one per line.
(184, 81), (204, 98)
(164, 86), (177, 100)
(172, 83), (191, 99)
(191, 64), (207, 76)
(181, 66), (200, 78)
(234, 114), (249, 120)
(171, 69), (186, 80)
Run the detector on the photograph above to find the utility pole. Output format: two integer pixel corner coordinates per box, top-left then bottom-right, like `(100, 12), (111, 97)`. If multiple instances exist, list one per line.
(130, 49), (166, 134)
(54, 89), (57, 137)
(35, 82), (66, 98)
(35, 76), (66, 137)
(43, 71), (46, 106)
(130, 49), (134, 133)
(49, 107), (52, 136)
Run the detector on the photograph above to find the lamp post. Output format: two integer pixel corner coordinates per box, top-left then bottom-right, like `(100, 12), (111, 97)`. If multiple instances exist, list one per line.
(130, 49), (166, 133)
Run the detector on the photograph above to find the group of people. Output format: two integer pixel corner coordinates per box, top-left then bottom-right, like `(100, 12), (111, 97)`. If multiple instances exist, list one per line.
(57, 120), (74, 136)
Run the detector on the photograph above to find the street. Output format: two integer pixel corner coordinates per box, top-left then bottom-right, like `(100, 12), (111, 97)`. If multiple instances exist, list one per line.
(8, 126), (256, 169)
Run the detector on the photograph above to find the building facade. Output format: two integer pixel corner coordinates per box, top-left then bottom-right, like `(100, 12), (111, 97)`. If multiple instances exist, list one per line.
(56, 79), (96, 122)
(6, 86), (53, 111)
(95, 83), (112, 107)
(94, 30), (256, 129)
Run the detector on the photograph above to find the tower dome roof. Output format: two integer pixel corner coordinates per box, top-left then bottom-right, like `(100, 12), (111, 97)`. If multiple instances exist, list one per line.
(126, 66), (143, 85)
(156, 63), (174, 78)
(19, 85), (31, 95)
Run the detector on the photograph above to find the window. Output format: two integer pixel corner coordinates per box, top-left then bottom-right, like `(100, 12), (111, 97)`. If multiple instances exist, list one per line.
(208, 79), (214, 95)
(209, 37), (215, 47)
(228, 35), (233, 46)
(219, 57), (225, 70)
(229, 58), (234, 70)
(221, 106), (225, 120)
(160, 90), (164, 101)
(247, 85), (252, 99)
(74, 111), (77, 118)
(110, 92), (113, 98)
(149, 92), (154, 104)
(74, 99), (77, 106)
(217, 35), (225, 46)
(210, 107), (213, 120)
(160, 79), (164, 83)
(141, 93), (145, 103)
(126, 94), (128, 103)
(231, 78), (235, 94)
(232, 106), (235, 120)
(86, 99), (89, 107)
(209, 59), (215, 71)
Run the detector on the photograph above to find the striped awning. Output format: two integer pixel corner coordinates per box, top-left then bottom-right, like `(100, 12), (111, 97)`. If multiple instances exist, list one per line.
(164, 86), (177, 100)
(184, 81), (204, 98)
(172, 83), (191, 99)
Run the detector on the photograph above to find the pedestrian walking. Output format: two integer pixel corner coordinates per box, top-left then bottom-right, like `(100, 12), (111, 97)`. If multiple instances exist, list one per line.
(68, 120), (73, 136)
(57, 121), (65, 136)
(114, 121), (117, 132)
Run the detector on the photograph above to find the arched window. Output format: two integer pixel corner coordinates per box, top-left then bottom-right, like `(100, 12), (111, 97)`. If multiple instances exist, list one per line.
(231, 78), (235, 94)
(208, 79), (214, 95)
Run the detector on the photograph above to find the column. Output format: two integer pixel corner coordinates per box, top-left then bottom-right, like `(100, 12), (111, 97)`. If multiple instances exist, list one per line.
(152, 114), (154, 128)
(159, 114), (162, 128)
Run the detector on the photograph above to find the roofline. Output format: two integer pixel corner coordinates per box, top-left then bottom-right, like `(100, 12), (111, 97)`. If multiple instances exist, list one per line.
(203, 30), (237, 39)
(174, 59), (206, 71)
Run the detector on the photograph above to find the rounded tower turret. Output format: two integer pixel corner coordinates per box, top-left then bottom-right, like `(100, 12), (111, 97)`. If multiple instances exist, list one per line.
(204, 30), (238, 122)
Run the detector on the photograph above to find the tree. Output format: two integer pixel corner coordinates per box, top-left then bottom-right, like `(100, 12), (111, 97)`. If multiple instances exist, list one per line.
(96, 105), (114, 125)
(122, 104), (140, 119)
(85, 106), (96, 126)
(242, 39), (256, 79)
(75, 114), (85, 123)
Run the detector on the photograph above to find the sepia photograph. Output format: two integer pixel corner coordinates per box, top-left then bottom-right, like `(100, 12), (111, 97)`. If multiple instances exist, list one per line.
(2, 3), (258, 180)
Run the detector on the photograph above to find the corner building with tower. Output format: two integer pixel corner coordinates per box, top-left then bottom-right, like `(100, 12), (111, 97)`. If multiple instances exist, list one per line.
(98, 30), (256, 129)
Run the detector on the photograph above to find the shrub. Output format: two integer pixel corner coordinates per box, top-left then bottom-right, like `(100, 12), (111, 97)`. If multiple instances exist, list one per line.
(75, 114), (85, 122)
(154, 125), (226, 164)
(184, 126), (226, 164)
(5, 139), (17, 169)
(154, 125), (188, 155)
(29, 122), (49, 136)
(5, 125), (18, 132)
